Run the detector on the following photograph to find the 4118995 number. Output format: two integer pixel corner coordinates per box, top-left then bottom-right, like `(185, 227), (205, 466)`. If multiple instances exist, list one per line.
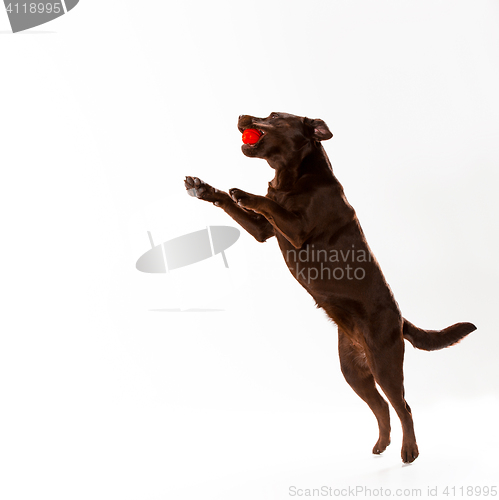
(5, 3), (62, 14)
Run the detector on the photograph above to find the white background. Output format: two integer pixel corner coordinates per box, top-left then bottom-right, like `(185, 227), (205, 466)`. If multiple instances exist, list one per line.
(1, 1), (498, 499)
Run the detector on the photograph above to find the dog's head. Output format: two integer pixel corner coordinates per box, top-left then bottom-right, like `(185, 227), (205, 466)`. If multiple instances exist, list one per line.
(237, 112), (332, 166)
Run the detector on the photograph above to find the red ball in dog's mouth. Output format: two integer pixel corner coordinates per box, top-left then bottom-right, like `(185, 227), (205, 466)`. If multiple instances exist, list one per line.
(242, 129), (263, 145)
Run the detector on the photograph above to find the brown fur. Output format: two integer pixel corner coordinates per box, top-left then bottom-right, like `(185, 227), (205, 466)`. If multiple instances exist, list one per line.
(184, 112), (476, 463)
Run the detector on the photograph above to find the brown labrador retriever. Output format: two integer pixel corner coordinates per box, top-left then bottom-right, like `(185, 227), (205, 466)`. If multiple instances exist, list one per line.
(184, 112), (476, 463)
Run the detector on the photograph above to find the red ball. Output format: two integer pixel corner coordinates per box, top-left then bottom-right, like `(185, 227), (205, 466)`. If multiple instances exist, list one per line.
(242, 128), (262, 145)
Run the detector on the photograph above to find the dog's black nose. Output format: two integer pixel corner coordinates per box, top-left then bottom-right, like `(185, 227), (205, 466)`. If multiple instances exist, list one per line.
(238, 114), (252, 132)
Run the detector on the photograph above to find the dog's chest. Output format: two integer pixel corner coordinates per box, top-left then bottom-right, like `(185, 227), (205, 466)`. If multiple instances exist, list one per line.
(266, 187), (312, 213)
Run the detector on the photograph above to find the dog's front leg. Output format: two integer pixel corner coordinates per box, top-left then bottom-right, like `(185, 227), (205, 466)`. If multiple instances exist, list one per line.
(229, 188), (308, 249)
(185, 177), (274, 242)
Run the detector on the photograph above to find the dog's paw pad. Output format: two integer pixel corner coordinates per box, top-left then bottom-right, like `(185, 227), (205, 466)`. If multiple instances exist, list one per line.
(187, 187), (205, 198)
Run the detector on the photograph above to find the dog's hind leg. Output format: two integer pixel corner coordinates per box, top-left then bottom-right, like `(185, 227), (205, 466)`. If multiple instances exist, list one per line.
(338, 330), (391, 455)
(367, 328), (419, 463)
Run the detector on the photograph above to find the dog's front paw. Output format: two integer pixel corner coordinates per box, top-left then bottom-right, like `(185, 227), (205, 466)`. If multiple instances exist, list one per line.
(229, 188), (256, 209)
(184, 176), (221, 204)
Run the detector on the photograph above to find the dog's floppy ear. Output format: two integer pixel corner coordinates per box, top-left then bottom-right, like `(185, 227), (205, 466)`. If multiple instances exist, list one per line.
(304, 117), (333, 141)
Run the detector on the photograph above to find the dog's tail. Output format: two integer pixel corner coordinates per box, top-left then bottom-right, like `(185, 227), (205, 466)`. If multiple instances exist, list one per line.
(402, 318), (476, 351)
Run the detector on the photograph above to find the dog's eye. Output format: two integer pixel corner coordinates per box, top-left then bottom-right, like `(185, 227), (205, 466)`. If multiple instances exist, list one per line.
(270, 113), (279, 119)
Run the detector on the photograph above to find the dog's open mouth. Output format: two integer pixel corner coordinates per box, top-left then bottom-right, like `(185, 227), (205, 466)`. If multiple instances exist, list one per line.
(242, 128), (264, 146)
